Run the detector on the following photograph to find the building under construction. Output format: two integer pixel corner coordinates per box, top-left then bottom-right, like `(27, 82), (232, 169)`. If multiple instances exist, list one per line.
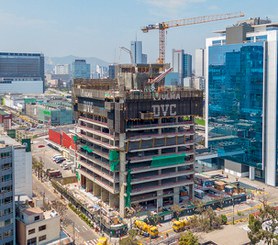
(72, 63), (203, 217)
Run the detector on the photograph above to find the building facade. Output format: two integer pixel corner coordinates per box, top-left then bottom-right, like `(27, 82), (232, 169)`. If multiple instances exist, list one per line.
(206, 19), (278, 186)
(195, 48), (205, 77)
(16, 207), (60, 245)
(73, 64), (203, 217)
(172, 49), (192, 86)
(0, 144), (15, 245)
(0, 52), (44, 94)
(72, 59), (90, 79)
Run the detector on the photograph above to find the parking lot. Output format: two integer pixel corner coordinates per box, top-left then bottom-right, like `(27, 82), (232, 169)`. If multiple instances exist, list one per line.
(32, 136), (75, 178)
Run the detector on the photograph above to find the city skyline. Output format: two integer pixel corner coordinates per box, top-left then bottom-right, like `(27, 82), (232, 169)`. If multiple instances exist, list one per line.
(0, 0), (276, 63)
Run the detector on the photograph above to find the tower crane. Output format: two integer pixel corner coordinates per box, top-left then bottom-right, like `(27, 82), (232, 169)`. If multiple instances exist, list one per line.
(141, 12), (245, 64)
(120, 46), (134, 64)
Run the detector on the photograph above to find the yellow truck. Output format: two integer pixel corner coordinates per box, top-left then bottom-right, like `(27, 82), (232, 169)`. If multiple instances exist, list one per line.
(172, 216), (193, 232)
(97, 237), (108, 245)
(134, 220), (158, 238)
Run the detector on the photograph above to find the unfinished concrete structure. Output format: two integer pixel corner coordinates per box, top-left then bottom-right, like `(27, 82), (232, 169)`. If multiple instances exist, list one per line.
(72, 63), (203, 217)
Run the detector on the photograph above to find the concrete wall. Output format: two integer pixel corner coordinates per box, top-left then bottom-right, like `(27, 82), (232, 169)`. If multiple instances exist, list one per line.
(14, 147), (32, 197)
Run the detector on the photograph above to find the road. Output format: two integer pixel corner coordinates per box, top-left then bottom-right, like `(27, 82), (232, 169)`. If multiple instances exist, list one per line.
(32, 136), (75, 177)
(33, 175), (99, 244)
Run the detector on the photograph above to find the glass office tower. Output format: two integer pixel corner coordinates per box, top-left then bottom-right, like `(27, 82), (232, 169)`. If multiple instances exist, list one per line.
(206, 19), (278, 186)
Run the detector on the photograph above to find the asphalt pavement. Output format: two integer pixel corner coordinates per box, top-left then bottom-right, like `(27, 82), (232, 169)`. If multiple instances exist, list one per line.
(32, 174), (100, 244)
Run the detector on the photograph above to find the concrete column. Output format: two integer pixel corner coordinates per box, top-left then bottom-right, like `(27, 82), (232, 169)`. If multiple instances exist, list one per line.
(86, 179), (93, 192)
(173, 187), (180, 204)
(249, 166), (255, 181)
(119, 133), (127, 217)
(93, 183), (101, 197)
(157, 190), (163, 209)
(101, 188), (109, 203)
(189, 184), (194, 200)
(109, 193), (119, 209)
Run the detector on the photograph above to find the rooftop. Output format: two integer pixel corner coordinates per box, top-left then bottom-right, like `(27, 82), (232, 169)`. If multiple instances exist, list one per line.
(0, 134), (21, 147)
(22, 207), (43, 216)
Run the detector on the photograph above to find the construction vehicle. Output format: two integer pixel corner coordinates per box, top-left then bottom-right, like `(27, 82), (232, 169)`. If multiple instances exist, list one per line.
(172, 216), (193, 232)
(142, 12), (244, 64)
(134, 220), (158, 238)
(96, 236), (108, 245)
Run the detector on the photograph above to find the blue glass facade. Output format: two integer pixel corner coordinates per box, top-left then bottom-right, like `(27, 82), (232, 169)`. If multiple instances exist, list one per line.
(208, 42), (264, 169)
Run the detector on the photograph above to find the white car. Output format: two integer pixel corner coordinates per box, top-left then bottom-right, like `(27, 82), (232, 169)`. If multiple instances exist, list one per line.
(52, 155), (62, 161)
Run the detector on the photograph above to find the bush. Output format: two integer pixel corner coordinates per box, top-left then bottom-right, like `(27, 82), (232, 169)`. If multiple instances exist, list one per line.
(221, 214), (227, 225)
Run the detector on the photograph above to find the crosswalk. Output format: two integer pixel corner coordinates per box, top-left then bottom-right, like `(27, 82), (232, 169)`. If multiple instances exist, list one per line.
(85, 239), (98, 245)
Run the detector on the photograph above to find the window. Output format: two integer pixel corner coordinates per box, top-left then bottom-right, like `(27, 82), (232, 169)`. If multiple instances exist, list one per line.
(27, 237), (36, 245)
(28, 228), (35, 235)
(38, 225), (46, 231)
(39, 235), (46, 242)
(34, 215), (40, 221)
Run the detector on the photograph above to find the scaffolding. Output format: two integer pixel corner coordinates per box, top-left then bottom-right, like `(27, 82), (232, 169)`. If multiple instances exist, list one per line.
(109, 150), (119, 172)
(125, 169), (131, 208)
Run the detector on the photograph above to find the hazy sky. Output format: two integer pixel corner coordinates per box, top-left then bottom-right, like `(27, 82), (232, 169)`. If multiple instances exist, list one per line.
(0, 0), (277, 63)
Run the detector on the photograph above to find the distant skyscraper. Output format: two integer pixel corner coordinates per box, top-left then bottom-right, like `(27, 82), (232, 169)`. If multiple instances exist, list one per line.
(130, 41), (143, 64)
(0, 144), (15, 245)
(195, 48), (205, 77)
(0, 52), (44, 94)
(142, 53), (148, 64)
(54, 64), (70, 75)
(72, 59), (90, 79)
(172, 49), (192, 86)
(108, 64), (116, 79)
(183, 53), (192, 78)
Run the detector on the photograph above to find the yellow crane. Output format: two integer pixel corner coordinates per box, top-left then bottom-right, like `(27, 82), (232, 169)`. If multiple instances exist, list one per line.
(141, 12), (245, 64)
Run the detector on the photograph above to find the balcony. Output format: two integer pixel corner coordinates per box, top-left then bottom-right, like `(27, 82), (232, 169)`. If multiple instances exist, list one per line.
(128, 141), (194, 153)
(130, 158), (194, 173)
(78, 168), (119, 194)
(127, 130), (194, 141)
(131, 169), (194, 184)
(129, 150), (194, 163)
(78, 125), (115, 141)
(77, 133), (117, 150)
(78, 159), (119, 183)
(130, 179), (194, 195)
(126, 121), (194, 131)
(79, 116), (108, 128)
(78, 150), (110, 170)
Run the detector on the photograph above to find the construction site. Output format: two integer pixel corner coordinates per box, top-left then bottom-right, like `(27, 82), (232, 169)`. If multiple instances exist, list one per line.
(72, 63), (203, 217)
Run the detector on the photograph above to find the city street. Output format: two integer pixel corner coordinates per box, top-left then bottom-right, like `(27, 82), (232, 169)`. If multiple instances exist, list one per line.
(32, 175), (99, 244)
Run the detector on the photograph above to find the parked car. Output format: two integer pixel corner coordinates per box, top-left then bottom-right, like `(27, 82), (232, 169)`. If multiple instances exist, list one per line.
(52, 154), (62, 161)
(56, 158), (65, 164)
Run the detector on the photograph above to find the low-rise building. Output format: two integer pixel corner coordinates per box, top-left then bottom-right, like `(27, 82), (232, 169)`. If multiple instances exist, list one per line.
(16, 207), (60, 245)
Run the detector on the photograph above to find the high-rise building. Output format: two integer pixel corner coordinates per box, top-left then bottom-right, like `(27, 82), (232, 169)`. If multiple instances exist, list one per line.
(195, 48), (205, 77)
(0, 144), (15, 245)
(183, 53), (192, 78)
(142, 54), (148, 64)
(0, 52), (44, 94)
(54, 64), (70, 75)
(130, 41), (143, 64)
(172, 49), (192, 86)
(206, 18), (278, 186)
(73, 64), (203, 217)
(108, 64), (116, 79)
(72, 59), (90, 79)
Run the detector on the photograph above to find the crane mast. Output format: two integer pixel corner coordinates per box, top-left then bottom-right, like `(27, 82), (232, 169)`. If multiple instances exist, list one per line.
(142, 12), (245, 64)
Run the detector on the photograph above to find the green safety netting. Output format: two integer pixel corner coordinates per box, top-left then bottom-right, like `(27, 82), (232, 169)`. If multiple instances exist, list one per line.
(73, 135), (78, 142)
(109, 150), (119, 172)
(76, 171), (81, 181)
(81, 145), (93, 153)
(151, 153), (186, 168)
(125, 169), (131, 208)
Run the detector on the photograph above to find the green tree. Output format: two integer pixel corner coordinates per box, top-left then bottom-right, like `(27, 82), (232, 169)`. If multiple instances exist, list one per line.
(32, 157), (43, 179)
(171, 204), (182, 220)
(248, 203), (278, 245)
(119, 229), (138, 245)
(179, 231), (199, 245)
